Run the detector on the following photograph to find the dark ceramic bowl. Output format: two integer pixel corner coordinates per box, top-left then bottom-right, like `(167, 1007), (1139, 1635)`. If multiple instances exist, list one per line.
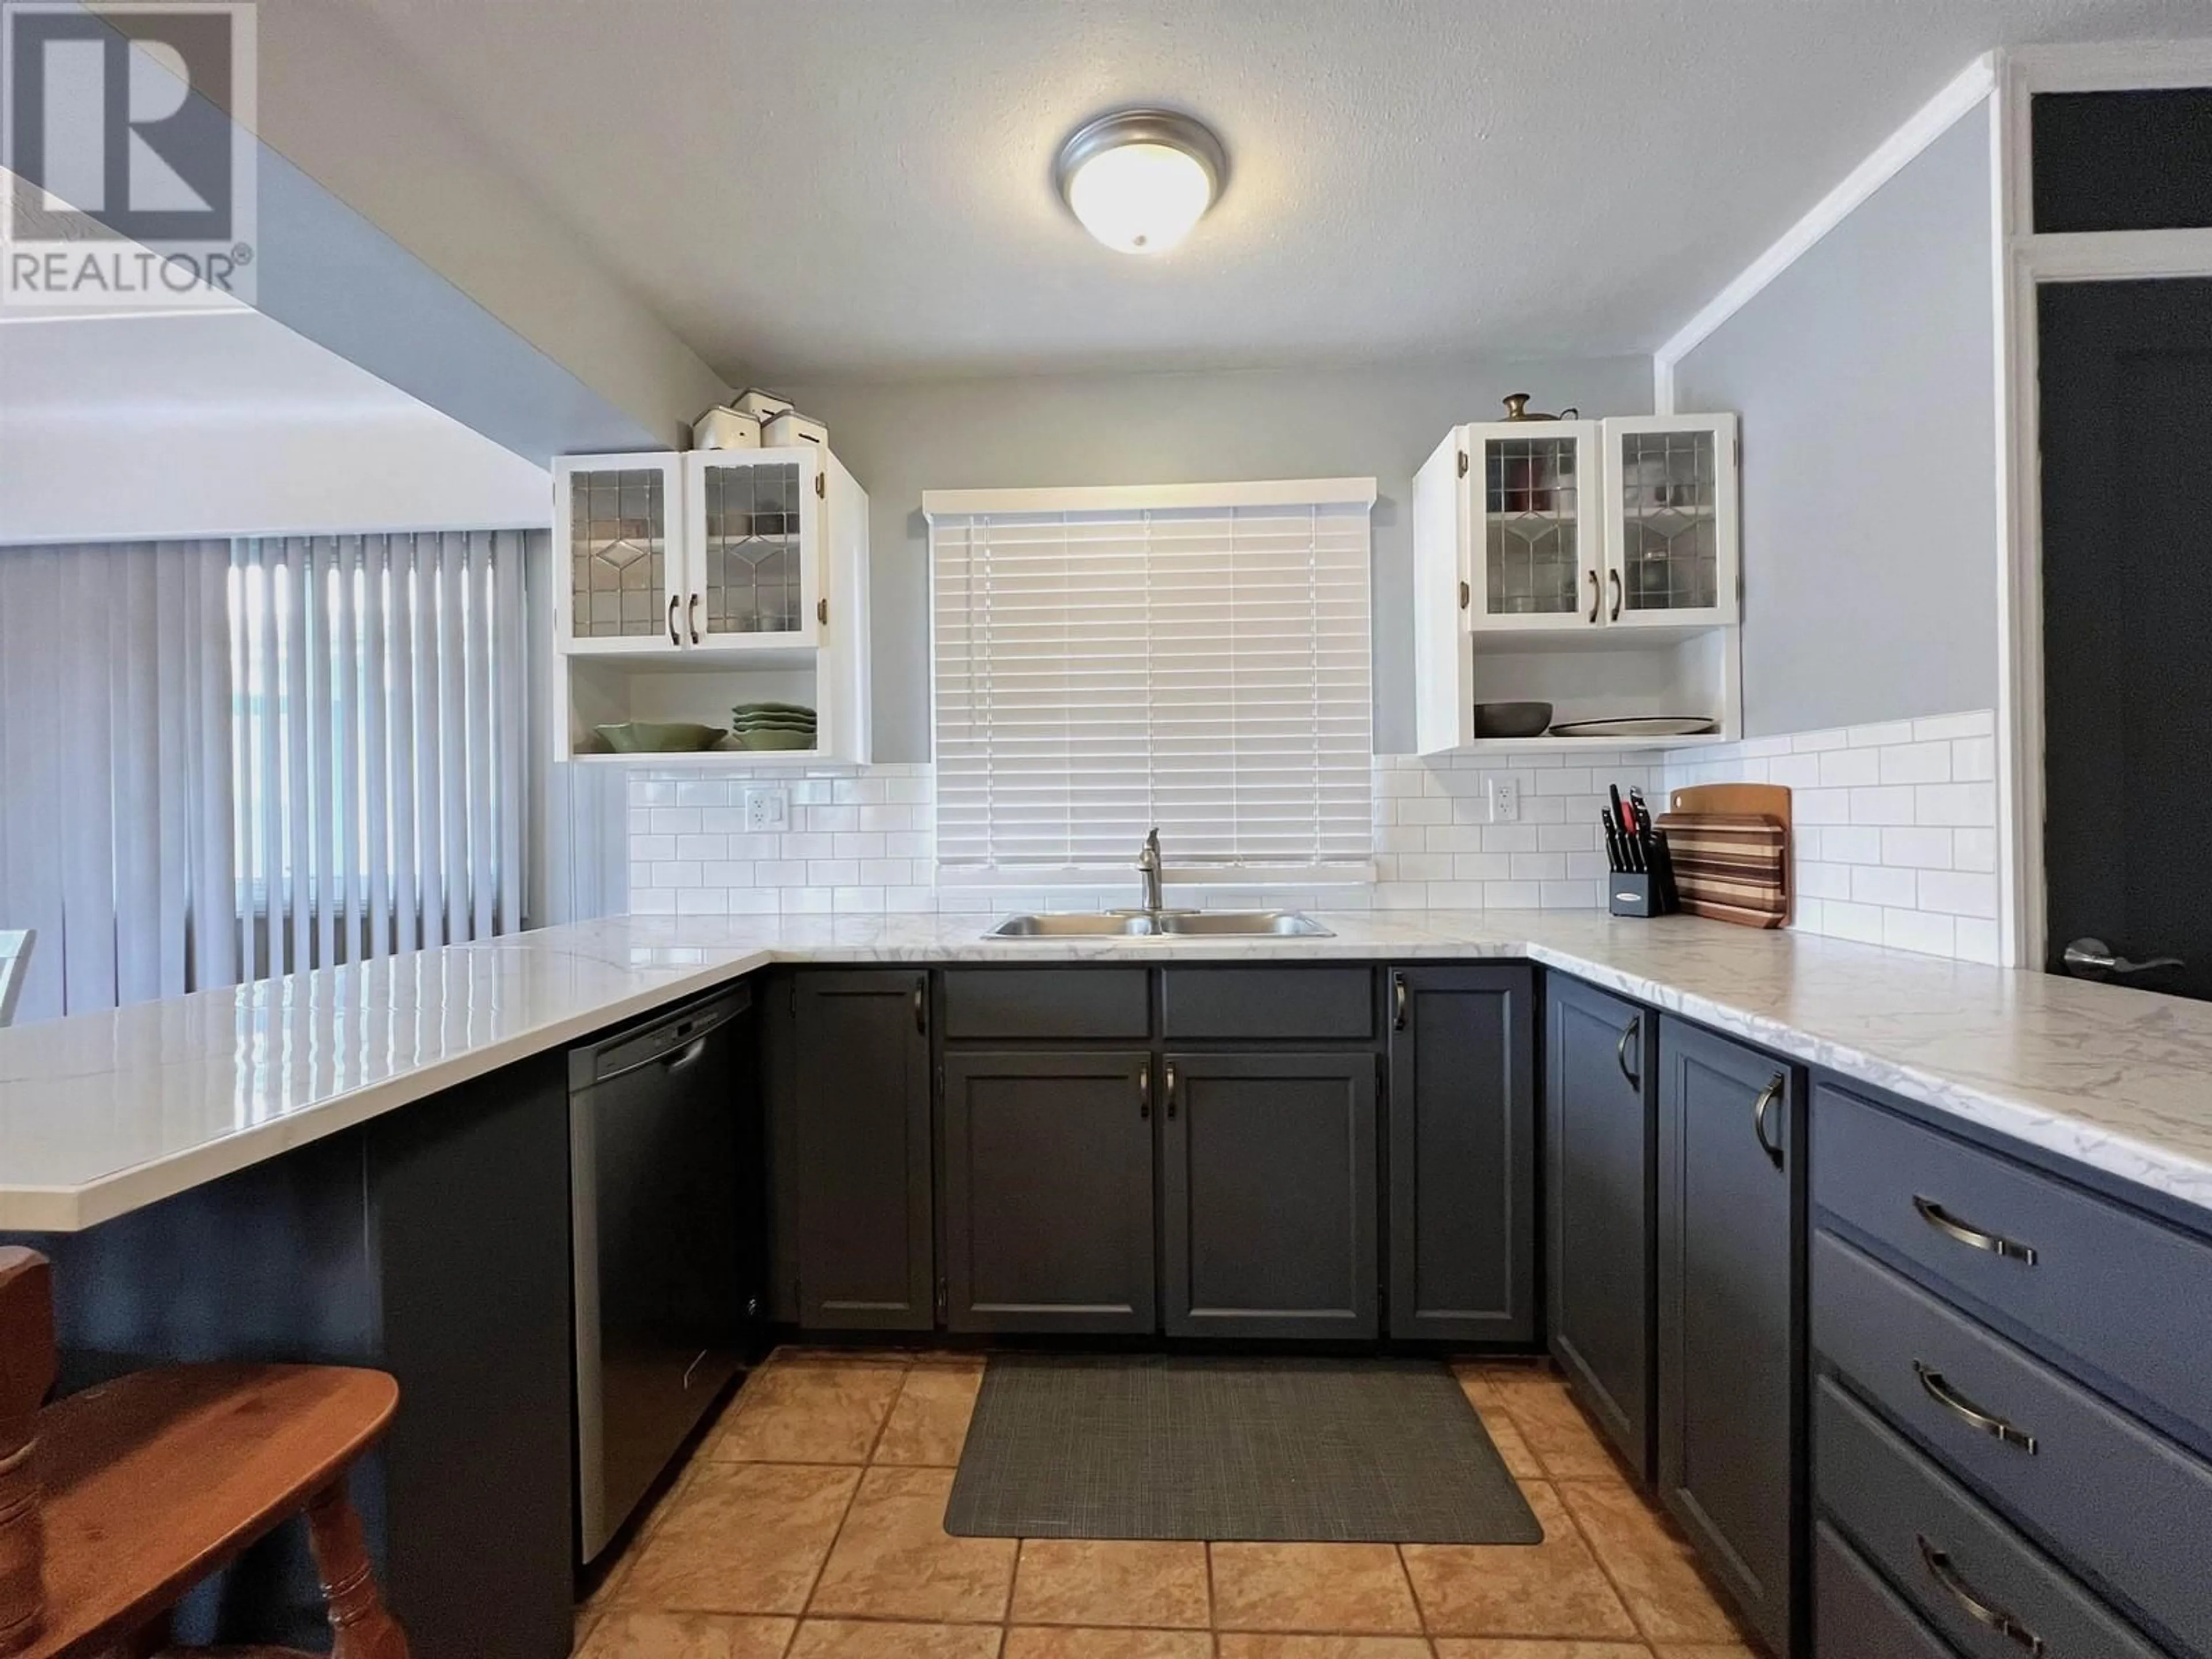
(1472, 701), (1555, 740)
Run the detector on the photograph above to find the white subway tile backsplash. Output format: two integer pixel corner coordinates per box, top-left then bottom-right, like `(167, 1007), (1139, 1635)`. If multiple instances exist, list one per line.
(1660, 709), (2001, 964)
(1915, 781), (1995, 827)
(622, 717), (2004, 951)
(1913, 710), (1994, 743)
(1880, 827), (1952, 869)
(1878, 741), (1953, 786)
(1818, 747), (1882, 788)
(1849, 864), (1918, 908)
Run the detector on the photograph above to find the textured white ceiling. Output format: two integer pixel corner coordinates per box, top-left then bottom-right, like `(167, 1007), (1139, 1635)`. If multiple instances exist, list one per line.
(290, 0), (2207, 382)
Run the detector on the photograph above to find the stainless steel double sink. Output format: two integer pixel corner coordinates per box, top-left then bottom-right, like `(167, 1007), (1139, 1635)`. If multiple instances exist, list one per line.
(983, 910), (1333, 938)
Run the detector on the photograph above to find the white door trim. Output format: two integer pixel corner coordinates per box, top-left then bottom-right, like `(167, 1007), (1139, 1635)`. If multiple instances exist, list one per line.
(1993, 46), (2212, 972)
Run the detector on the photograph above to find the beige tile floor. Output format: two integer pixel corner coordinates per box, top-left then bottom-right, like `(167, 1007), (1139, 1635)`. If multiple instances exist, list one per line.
(574, 1349), (1763, 1659)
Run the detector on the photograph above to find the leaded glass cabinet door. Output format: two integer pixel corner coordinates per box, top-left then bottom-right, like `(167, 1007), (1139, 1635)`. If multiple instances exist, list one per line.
(683, 448), (823, 649)
(1464, 421), (1604, 632)
(1601, 414), (1740, 628)
(556, 453), (686, 654)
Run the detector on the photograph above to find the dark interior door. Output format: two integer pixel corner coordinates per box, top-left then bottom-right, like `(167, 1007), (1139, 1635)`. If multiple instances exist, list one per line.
(2041, 279), (2212, 998)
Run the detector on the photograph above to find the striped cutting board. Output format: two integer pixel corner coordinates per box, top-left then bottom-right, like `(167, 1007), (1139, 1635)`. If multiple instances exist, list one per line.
(1658, 783), (1791, 928)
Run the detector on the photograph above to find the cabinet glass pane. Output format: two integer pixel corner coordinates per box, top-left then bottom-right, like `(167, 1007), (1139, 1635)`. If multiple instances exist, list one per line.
(1486, 437), (1581, 615)
(702, 461), (804, 634)
(569, 467), (667, 638)
(1617, 430), (1718, 613)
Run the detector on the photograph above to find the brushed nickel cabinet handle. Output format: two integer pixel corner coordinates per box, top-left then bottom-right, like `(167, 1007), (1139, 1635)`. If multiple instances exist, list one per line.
(1751, 1073), (1785, 1169)
(1585, 568), (1601, 623)
(666, 593), (681, 646)
(1392, 972), (1409, 1031)
(1913, 1196), (2037, 1265)
(1139, 1063), (1151, 1120)
(912, 980), (926, 1035)
(1165, 1062), (1179, 1119)
(1918, 1536), (2045, 1654)
(688, 593), (702, 644)
(1608, 568), (1623, 622)
(1915, 1362), (2037, 1453)
(1615, 1015), (1641, 1089)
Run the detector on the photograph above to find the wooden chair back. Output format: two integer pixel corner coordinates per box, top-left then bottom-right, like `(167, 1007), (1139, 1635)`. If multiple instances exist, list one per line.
(0, 1249), (55, 1656)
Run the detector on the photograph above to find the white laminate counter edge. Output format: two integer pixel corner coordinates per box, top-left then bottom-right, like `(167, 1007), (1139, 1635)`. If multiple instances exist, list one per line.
(5, 911), (2211, 1232)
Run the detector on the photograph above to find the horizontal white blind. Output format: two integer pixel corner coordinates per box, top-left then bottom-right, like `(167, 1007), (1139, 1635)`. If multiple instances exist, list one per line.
(231, 530), (535, 978)
(931, 494), (1373, 876)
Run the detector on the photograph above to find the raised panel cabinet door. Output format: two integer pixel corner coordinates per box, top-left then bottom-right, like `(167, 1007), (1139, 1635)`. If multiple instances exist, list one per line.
(1546, 976), (1654, 1472)
(941, 1051), (1156, 1335)
(1386, 965), (1536, 1343)
(1161, 1052), (1378, 1340)
(789, 971), (934, 1329)
(1657, 1018), (1800, 1654)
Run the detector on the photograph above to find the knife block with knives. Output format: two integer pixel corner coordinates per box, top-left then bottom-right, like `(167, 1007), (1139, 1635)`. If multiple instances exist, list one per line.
(1604, 784), (1679, 917)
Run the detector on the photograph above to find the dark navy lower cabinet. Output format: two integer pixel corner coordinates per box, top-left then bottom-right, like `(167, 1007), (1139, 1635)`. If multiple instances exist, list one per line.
(1161, 1051), (1380, 1340)
(940, 1051), (1157, 1335)
(1657, 1017), (1801, 1656)
(785, 970), (935, 1329)
(1385, 965), (1536, 1343)
(1544, 975), (1654, 1472)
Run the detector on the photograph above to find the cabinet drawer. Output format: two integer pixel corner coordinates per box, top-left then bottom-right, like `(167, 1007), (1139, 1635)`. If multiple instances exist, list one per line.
(1814, 1521), (1956, 1659)
(941, 969), (1150, 1040)
(1815, 1229), (2212, 1653)
(1812, 1078), (2212, 1449)
(1160, 967), (1372, 1040)
(1817, 1375), (2168, 1659)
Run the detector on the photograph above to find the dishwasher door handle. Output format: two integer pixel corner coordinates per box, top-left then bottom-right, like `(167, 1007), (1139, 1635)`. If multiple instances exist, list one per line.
(590, 999), (744, 1086)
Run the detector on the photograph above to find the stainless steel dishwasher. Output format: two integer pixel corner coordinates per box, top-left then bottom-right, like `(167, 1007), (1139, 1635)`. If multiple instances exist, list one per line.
(570, 982), (755, 1563)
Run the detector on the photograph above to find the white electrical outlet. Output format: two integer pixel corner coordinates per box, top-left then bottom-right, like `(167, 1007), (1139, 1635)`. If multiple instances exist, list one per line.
(1487, 777), (1520, 823)
(743, 785), (790, 832)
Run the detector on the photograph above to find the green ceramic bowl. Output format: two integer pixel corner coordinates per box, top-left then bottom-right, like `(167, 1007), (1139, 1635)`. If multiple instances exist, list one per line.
(730, 700), (817, 718)
(738, 729), (816, 751)
(594, 721), (726, 753)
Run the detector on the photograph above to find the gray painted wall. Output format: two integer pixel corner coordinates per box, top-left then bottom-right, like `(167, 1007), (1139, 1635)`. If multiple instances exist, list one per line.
(1674, 107), (1998, 737)
(785, 355), (1652, 760)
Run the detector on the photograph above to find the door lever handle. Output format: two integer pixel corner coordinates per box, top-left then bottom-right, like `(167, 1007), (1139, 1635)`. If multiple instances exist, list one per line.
(2063, 937), (2184, 980)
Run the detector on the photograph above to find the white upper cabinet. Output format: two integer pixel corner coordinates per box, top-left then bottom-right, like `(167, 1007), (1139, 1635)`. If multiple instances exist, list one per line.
(683, 447), (825, 649)
(1411, 411), (1743, 756)
(1415, 414), (1740, 643)
(556, 447), (834, 653)
(556, 453), (687, 654)
(551, 445), (872, 767)
(1467, 418), (1606, 631)
(1600, 414), (1738, 630)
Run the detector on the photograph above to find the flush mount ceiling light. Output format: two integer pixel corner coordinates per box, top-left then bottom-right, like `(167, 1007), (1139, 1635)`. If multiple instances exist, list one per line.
(1055, 108), (1226, 255)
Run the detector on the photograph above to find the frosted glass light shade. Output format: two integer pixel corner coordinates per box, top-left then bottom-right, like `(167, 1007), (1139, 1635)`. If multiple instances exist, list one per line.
(1055, 109), (1225, 256)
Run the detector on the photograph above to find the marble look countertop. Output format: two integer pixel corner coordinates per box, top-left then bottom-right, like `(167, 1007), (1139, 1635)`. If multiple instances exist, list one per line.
(5, 909), (2212, 1232)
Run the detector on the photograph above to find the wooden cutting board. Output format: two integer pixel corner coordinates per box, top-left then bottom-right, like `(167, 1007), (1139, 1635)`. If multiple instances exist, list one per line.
(1661, 782), (1792, 928)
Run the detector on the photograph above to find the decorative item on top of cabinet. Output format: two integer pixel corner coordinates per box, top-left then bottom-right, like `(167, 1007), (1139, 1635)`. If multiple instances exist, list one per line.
(552, 445), (871, 767)
(1410, 411), (1741, 758)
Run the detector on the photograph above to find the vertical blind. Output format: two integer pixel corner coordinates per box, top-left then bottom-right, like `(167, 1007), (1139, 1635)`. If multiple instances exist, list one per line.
(0, 541), (237, 1021)
(0, 531), (538, 1022)
(231, 531), (533, 980)
(927, 482), (1376, 878)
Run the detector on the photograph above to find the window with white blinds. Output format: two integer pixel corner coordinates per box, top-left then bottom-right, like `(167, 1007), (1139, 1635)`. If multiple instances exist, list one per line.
(926, 479), (1376, 881)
